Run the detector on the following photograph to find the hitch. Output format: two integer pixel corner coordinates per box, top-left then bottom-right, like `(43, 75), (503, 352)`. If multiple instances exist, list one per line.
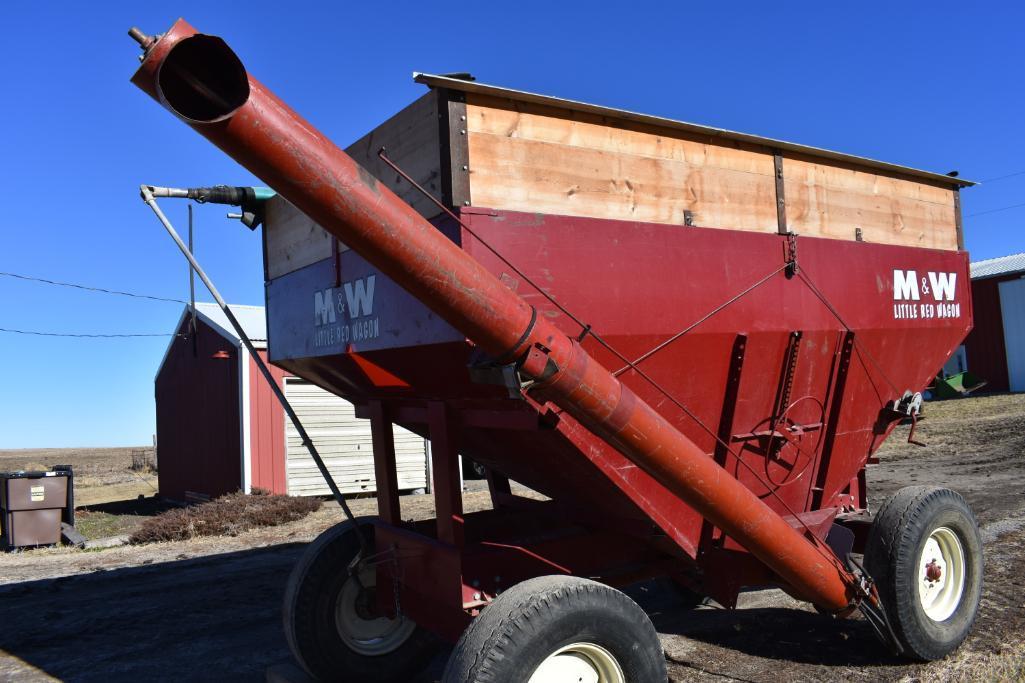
(888, 391), (926, 447)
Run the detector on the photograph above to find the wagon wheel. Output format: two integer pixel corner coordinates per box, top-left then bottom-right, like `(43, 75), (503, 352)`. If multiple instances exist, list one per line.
(443, 575), (667, 683)
(283, 520), (440, 682)
(864, 486), (983, 661)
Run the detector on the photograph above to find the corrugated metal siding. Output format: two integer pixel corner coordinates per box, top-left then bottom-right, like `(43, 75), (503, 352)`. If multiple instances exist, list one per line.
(998, 278), (1025, 392)
(964, 275), (1015, 391)
(249, 351), (288, 494)
(155, 316), (242, 502)
(284, 379), (428, 495)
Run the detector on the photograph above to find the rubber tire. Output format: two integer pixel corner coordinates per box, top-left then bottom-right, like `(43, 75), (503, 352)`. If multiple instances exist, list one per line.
(864, 486), (983, 661)
(283, 520), (440, 682)
(442, 575), (667, 683)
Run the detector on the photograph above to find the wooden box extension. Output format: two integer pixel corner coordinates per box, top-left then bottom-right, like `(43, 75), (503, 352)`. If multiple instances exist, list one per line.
(264, 74), (971, 282)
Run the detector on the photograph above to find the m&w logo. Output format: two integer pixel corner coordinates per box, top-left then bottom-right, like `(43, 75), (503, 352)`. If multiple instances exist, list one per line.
(892, 270), (960, 320)
(314, 275), (376, 326)
(893, 270), (957, 302)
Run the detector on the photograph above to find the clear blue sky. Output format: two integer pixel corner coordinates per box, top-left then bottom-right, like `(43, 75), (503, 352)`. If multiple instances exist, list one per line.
(1, 2), (1022, 448)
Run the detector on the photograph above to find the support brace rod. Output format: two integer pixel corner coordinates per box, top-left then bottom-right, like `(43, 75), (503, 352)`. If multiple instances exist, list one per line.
(128, 19), (858, 611)
(139, 186), (367, 551)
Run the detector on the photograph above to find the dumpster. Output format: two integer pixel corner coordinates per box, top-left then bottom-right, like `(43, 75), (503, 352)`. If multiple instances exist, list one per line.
(0, 469), (71, 549)
(129, 20), (985, 680)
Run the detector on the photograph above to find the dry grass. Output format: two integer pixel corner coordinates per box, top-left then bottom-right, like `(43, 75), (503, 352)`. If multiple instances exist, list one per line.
(904, 646), (1025, 682)
(129, 489), (321, 544)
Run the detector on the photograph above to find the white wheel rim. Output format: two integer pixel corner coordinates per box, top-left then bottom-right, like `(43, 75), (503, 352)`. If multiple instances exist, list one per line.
(917, 526), (966, 622)
(333, 567), (416, 656)
(528, 642), (625, 683)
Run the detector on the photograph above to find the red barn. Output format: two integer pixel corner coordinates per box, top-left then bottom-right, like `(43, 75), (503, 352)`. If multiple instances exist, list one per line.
(964, 253), (1025, 392)
(155, 303), (428, 502)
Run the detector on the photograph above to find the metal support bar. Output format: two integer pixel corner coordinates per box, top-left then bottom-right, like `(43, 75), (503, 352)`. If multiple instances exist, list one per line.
(953, 188), (965, 251)
(428, 401), (464, 546)
(811, 331), (856, 510)
(139, 186), (367, 552)
(368, 400), (401, 525)
(774, 150), (788, 235)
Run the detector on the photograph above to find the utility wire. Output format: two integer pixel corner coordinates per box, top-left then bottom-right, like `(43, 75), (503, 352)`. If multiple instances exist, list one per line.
(0, 271), (187, 304)
(979, 169), (1025, 184)
(0, 327), (179, 338)
(966, 202), (1025, 218)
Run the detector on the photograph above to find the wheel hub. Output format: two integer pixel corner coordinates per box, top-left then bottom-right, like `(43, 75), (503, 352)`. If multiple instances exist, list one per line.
(334, 567), (416, 656)
(918, 527), (965, 622)
(528, 642), (625, 683)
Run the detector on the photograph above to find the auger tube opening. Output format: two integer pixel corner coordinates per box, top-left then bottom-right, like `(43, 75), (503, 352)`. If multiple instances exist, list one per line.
(157, 34), (249, 122)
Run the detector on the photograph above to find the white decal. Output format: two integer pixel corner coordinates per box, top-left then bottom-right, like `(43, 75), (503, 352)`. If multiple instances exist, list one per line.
(892, 269), (960, 320)
(344, 275), (376, 318)
(893, 270), (920, 301)
(314, 288), (336, 325)
(312, 276), (380, 347)
(928, 272), (957, 302)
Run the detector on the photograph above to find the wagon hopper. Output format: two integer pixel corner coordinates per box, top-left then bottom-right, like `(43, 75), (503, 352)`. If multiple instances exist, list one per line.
(129, 21), (983, 682)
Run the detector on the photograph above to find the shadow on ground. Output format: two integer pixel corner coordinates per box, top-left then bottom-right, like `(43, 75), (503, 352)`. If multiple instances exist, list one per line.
(1, 545), (904, 683)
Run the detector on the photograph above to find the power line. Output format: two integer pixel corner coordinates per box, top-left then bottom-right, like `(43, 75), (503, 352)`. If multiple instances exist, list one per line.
(0, 271), (187, 304)
(966, 202), (1025, 218)
(979, 169), (1025, 184)
(0, 327), (179, 338)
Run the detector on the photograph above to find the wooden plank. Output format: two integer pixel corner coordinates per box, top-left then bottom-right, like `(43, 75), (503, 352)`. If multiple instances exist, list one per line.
(465, 94), (778, 232)
(345, 90), (443, 218)
(264, 197), (335, 281)
(468, 132), (778, 232)
(784, 154), (958, 249)
(464, 94), (958, 249)
(265, 92), (443, 280)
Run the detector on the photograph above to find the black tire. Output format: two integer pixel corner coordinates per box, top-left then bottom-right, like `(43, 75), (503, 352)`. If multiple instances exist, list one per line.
(864, 486), (983, 661)
(283, 520), (440, 682)
(442, 575), (667, 683)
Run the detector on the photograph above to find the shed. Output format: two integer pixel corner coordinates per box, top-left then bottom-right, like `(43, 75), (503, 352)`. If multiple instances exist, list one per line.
(154, 303), (429, 502)
(964, 253), (1025, 392)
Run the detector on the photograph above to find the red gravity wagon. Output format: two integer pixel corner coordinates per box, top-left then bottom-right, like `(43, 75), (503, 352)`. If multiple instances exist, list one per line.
(130, 20), (983, 683)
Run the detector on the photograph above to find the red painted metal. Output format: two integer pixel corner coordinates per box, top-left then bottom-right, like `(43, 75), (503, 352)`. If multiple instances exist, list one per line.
(129, 19), (872, 611)
(367, 400), (401, 525)
(965, 275), (1013, 391)
(428, 401), (465, 547)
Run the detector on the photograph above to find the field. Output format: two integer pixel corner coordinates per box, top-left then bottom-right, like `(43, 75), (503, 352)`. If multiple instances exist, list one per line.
(1, 394), (1024, 681)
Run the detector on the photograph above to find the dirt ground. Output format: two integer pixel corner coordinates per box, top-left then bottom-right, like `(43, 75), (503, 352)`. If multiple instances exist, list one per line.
(1, 394), (1024, 681)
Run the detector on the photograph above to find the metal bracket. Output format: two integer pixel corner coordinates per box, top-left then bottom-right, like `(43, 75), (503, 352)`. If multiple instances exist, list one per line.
(784, 232), (799, 278)
(773, 150), (787, 235)
(887, 391), (926, 447)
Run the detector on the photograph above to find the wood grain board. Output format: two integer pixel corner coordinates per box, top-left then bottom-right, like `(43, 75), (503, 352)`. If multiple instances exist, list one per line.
(783, 154), (957, 249)
(464, 94), (959, 250)
(465, 94), (778, 233)
(266, 91), (443, 280)
(265, 86), (961, 284)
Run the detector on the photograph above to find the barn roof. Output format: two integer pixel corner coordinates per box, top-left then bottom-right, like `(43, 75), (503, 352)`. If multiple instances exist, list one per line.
(156, 303), (267, 380)
(971, 252), (1025, 280)
(191, 302), (267, 346)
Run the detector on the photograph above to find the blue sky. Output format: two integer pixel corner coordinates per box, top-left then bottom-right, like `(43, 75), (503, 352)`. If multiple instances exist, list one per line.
(1, 2), (1022, 448)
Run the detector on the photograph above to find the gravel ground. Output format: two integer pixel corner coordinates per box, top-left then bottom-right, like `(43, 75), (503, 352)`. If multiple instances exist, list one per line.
(1, 395), (1023, 681)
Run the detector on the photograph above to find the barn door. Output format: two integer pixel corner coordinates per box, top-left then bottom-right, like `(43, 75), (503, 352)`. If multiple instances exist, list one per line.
(283, 378), (429, 495)
(999, 277), (1025, 392)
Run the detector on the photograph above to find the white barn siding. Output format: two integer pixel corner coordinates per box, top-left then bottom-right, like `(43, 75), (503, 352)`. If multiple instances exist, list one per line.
(283, 379), (428, 495)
